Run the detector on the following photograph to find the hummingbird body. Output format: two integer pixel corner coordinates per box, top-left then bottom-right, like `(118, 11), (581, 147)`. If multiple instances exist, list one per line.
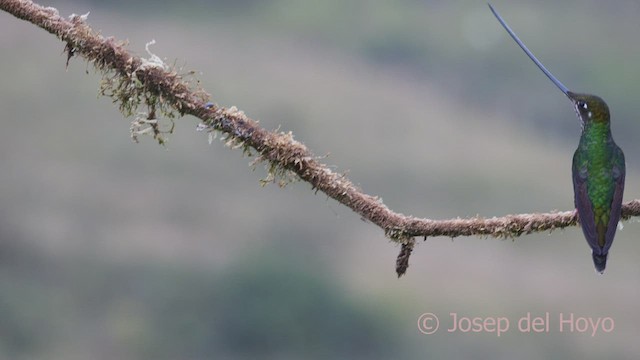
(489, 5), (626, 273)
(571, 93), (625, 272)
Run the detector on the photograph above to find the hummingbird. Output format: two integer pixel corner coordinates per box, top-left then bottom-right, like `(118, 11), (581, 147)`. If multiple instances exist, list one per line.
(489, 4), (626, 273)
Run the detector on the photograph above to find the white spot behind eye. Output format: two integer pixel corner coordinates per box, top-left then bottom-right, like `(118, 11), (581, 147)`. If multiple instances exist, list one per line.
(588, 111), (592, 118)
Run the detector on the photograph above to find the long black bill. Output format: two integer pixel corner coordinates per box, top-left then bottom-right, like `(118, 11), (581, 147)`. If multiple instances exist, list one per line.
(488, 4), (570, 96)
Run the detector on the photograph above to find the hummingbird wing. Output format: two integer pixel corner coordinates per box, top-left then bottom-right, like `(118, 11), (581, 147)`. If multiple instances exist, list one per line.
(572, 161), (599, 251)
(603, 147), (625, 254)
(572, 147), (625, 255)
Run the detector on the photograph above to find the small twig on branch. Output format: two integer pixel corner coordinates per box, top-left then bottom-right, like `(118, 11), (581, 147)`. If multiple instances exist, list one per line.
(3, 0), (640, 275)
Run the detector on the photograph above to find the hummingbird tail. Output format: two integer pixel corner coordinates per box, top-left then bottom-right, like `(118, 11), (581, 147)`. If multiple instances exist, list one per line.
(592, 252), (607, 274)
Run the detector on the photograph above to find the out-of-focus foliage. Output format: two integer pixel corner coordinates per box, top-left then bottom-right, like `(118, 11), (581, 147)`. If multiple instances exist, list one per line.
(0, 228), (403, 359)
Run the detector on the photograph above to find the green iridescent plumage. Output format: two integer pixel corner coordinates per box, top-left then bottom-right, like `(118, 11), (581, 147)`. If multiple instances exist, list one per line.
(490, 5), (626, 273)
(570, 93), (625, 272)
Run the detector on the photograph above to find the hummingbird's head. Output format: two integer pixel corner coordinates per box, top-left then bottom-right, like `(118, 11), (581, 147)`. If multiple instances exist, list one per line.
(567, 92), (610, 127)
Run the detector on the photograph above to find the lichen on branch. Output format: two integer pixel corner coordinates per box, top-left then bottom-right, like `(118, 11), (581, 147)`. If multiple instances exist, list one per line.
(3, 0), (640, 276)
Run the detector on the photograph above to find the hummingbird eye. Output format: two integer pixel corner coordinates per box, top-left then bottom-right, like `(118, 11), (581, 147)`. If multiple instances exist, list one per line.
(578, 101), (588, 110)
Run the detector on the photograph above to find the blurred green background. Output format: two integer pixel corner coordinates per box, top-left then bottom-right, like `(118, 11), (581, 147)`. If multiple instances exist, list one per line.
(2, 0), (640, 359)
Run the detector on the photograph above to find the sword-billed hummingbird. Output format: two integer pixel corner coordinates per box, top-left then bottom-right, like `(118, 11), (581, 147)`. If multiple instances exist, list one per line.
(489, 4), (626, 273)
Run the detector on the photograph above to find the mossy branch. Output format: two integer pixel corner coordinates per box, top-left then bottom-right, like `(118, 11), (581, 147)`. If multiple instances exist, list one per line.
(3, 0), (640, 276)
